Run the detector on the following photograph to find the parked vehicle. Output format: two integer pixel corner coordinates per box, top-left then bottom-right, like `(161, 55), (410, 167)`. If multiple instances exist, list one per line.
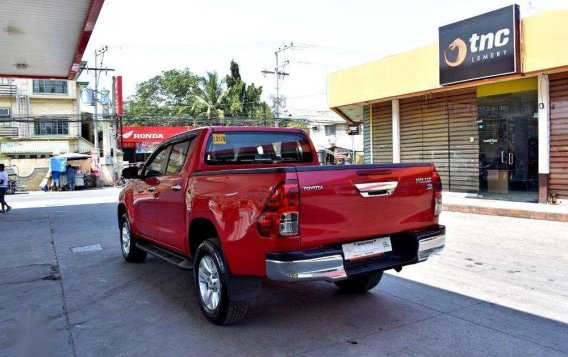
(118, 127), (445, 325)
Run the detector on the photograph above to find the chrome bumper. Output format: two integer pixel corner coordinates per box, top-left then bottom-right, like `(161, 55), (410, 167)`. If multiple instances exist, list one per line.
(417, 234), (446, 261)
(266, 228), (446, 283)
(266, 255), (348, 282)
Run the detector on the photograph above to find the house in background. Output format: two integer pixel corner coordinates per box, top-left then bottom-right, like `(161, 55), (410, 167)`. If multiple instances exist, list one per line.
(308, 119), (363, 165)
(0, 77), (94, 186)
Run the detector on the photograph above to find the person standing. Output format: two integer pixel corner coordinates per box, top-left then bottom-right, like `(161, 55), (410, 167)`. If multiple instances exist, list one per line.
(51, 169), (61, 191)
(0, 164), (12, 213)
(66, 164), (76, 191)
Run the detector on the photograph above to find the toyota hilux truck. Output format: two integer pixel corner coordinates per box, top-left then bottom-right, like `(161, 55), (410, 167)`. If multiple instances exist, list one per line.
(118, 126), (445, 325)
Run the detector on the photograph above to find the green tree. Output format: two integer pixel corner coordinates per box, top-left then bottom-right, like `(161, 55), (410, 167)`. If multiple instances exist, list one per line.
(191, 71), (227, 119)
(124, 61), (274, 123)
(125, 68), (200, 120)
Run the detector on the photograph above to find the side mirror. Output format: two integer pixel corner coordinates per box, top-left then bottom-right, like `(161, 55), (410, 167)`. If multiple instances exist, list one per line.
(121, 166), (139, 179)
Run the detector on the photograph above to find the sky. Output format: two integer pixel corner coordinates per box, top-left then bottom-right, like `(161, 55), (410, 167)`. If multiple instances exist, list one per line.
(83, 0), (567, 122)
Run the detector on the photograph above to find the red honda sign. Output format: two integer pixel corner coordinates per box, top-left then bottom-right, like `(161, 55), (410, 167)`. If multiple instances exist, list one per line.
(119, 126), (192, 145)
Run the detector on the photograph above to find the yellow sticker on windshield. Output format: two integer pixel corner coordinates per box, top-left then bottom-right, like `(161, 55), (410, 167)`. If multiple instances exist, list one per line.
(212, 134), (227, 145)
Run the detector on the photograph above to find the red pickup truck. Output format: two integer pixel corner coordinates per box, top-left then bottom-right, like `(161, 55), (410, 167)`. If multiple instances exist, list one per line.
(118, 126), (445, 325)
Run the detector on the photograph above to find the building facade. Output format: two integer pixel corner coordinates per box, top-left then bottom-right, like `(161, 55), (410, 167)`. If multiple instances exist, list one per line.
(309, 121), (363, 164)
(328, 8), (568, 203)
(0, 78), (93, 182)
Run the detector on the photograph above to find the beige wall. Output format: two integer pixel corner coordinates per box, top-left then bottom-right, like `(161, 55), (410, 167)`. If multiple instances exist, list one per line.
(0, 79), (81, 136)
(1, 157), (49, 177)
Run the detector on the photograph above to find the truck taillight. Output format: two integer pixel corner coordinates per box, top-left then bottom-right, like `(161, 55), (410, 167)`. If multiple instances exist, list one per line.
(258, 180), (300, 238)
(433, 169), (443, 216)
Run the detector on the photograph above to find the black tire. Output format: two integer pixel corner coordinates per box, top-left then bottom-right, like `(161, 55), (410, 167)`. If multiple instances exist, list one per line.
(84, 177), (94, 188)
(194, 239), (249, 325)
(334, 271), (383, 294)
(119, 214), (147, 263)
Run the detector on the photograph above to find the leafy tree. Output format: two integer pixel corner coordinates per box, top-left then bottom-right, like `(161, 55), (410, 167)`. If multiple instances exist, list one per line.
(191, 71), (227, 119)
(124, 61), (274, 124)
(125, 69), (200, 119)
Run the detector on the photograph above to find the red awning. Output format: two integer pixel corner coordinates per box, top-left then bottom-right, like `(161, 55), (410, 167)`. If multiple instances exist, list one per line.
(119, 126), (192, 144)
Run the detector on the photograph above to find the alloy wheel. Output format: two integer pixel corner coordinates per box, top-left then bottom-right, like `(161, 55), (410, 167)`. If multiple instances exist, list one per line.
(198, 256), (221, 311)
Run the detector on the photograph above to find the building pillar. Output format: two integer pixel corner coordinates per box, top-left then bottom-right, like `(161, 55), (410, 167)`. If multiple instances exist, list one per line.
(392, 99), (401, 163)
(538, 74), (550, 203)
(101, 121), (113, 185)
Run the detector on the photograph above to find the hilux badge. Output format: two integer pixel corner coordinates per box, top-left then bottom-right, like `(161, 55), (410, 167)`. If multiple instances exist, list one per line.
(416, 177), (432, 184)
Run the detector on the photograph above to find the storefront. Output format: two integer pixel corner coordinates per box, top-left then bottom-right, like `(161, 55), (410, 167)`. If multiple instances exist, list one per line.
(328, 6), (568, 203)
(119, 126), (192, 163)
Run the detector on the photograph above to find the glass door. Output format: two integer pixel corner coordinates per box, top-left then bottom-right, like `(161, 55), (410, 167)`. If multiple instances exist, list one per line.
(478, 91), (538, 202)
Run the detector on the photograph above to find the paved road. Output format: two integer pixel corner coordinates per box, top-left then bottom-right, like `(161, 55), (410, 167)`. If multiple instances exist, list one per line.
(1, 189), (567, 356)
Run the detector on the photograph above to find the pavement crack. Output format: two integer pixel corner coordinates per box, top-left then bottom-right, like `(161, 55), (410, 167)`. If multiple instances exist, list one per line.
(47, 210), (78, 357)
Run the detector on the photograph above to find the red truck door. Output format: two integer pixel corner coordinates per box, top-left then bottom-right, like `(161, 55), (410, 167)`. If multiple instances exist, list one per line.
(132, 146), (170, 241)
(151, 138), (194, 251)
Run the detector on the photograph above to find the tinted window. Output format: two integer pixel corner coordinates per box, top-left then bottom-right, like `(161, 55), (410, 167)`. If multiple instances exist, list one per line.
(145, 148), (169, 177)
(166, 140), (191, 174)
(205, 131), (313, 165)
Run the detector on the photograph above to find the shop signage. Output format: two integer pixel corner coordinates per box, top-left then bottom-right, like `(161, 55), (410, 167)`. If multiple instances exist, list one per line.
(119, 126), (192, 144)
(439, 5), (520, 85)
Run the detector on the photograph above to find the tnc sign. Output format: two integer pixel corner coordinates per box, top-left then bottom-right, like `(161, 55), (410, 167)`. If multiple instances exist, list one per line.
(439, 5), (520, 85)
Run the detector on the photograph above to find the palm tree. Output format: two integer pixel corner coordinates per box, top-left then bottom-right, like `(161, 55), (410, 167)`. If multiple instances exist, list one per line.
(192, 72), (227, 120)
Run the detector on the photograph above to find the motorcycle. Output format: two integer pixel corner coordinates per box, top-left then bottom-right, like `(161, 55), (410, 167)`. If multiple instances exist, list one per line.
(7, 180), (17, 195)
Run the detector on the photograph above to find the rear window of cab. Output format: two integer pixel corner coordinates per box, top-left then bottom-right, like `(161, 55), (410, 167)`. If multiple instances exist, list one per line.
(205, 131), (313, 165)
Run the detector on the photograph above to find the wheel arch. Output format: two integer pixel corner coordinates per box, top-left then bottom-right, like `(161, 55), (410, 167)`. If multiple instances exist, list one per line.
(189, 218), (220, 259)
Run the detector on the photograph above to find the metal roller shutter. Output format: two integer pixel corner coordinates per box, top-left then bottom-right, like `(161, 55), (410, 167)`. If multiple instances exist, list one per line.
(550, 73), (568, 199)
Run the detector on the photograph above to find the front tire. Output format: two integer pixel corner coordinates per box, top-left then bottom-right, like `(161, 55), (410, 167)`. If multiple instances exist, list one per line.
(334, 271), (383, 294)
(194, 239), (249, 325)
(120, 214), (147, 263)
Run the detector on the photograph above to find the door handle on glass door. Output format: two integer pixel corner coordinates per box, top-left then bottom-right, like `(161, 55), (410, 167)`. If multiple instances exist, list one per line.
(509, 153), (513, 165)
(501, 151), (505, 164)
(171, 184), (182, 191)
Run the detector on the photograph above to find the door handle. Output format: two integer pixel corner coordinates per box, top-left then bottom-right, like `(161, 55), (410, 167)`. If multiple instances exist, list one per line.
(148, 186), (156, 192)
(501, 151), (505, 164)
(171, 184), (182, 191)
(509, 153), (513, 165)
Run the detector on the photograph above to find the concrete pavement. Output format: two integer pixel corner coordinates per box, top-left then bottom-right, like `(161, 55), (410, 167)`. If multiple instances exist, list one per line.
(1, 189), (567, 356)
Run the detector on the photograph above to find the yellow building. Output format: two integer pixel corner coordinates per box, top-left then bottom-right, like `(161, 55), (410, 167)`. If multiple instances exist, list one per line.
(328, 7), (568, 203)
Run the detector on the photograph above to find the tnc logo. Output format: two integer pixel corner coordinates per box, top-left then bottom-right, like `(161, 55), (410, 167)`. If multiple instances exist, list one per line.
(444, 28), (510, 67)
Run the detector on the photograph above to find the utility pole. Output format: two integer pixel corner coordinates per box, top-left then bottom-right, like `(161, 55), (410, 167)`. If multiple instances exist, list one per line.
(262, 42), (293, 127)
(85, 46), (115, 185)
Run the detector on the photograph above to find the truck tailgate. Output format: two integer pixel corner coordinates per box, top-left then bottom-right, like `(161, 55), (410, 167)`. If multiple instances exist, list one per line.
(296, 164), (436, 249)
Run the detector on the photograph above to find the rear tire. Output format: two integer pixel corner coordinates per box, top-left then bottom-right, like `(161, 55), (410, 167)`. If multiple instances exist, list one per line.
(120, 214), (147, 263)
(194, 239), (249, 325)
(334, 271), (383, 294)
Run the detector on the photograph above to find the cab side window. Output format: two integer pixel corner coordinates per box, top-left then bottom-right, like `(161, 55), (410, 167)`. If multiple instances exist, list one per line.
(144, 147), (169, 177)
(165, 140), (191, 175)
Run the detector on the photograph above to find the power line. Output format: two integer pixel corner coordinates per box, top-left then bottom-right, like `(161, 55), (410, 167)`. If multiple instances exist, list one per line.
(261, 42), (294, 127)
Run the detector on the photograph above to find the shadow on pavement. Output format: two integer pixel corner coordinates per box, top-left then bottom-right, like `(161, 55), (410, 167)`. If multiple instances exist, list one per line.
(0, 202), (567, 356)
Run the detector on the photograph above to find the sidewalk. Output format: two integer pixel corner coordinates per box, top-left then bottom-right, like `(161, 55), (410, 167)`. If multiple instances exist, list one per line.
(443, 192), (568, 222)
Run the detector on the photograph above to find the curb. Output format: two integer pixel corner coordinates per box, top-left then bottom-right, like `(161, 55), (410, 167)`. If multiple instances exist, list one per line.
(443, 203), (568, 222)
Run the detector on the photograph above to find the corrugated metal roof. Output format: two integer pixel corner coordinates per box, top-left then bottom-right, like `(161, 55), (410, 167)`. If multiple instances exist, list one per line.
(0, 138), (77, 154)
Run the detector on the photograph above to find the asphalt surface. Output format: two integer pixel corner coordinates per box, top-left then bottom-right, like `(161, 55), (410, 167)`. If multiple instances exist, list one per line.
(1, 189), (567, 356)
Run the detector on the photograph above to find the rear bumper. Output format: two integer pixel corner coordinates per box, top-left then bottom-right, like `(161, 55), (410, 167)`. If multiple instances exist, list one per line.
(266, 225), (445, 283)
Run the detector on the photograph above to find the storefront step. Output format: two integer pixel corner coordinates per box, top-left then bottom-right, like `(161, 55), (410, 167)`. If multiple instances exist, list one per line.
(442, 194), (568, 222)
